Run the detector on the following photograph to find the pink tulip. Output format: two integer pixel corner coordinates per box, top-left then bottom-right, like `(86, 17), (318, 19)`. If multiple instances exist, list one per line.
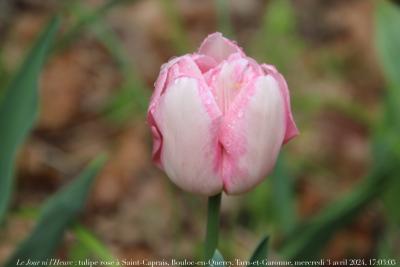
(148, 33), (298, 196)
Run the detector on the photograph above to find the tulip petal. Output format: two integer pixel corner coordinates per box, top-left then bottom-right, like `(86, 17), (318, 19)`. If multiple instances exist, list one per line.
(148, 55), (212, 165)
(221, 76), (286, 194)
(262, 64), (299, 143)
(154, 77), (223, 195)
(192, 54), (218, 73)
(198, 32), (245, 63)
(147, 114), (163, 167)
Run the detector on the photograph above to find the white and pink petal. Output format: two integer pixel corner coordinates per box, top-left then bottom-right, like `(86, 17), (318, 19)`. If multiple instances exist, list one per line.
(153, 77), (223, 195)
(220, 76), (286, 194)
(262, 64), (299, 143)
(198, 32), (245, 64)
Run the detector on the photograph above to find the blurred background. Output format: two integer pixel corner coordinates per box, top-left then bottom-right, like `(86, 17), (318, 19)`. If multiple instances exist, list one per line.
(0, 0), (400, 265)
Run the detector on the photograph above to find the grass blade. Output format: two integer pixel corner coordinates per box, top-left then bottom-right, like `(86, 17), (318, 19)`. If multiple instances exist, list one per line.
(248, 236), (269, 267)
(4, 155), (107, 267)
(375, 1), (400, 225)
(92, 20), (150, 120)
(279, 152), (398, 260)
(270, 154), (297, 234)
(0, 17), (60, 223)
(72, 223), (118, 266)
(375, 0), (400, 87)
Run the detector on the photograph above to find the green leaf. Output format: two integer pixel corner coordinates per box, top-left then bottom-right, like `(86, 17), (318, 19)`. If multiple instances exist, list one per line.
(68, 240), (92, 267)
(273, 1), (400, 261)
(270, 154), (297, 233)
(0, 51), (10, 92)
(383, 179), (400, 224)
(4, 155), (107, 267)
(375, 0), (400, 226)
(375, 0), (400, 87)
(0, 17), (60, 223)
(72, 224), (118, 266)
(208, 249), (224, 267)
(63, 1), (149, 122)
(279, 156), (397, 261)
(277, 3), (400, 258)
(248, 236), (269, 267)
(245, 155), (296, 233)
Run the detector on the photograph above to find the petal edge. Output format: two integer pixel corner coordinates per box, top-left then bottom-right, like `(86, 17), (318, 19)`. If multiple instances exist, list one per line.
(154, 77), (223, 195)
(198, 32), (245, 63)
(262, 64), (299, 144)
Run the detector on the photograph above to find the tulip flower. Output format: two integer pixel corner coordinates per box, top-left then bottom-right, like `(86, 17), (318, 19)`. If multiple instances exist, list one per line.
(148, 33), (298, 196)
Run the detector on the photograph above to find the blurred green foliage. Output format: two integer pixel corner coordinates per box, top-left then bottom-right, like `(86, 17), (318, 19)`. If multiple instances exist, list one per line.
(57, 0), (133, 51)
(69, 224), (119, 267)
(248, 236), (269, 266)
(0, 0), (400, 264)
(160, 0), (191, 54)
(5, 156), (106, 267)
(376, 1), (400, 88)
(250, 0), (303, 74)
(0, 52), (10, 93)
(0, 17), (60, 223)
(280, 158), (397, 260)
(375, 1), (400, 259)
(61, 0), (150, 123)
(239, 0), (400, 261)
(277, 0), (400, 261)
(215, 0), (235, 39)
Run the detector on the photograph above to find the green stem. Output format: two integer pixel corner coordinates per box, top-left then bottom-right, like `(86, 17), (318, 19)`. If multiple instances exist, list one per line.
(204, 193), (222, 260)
